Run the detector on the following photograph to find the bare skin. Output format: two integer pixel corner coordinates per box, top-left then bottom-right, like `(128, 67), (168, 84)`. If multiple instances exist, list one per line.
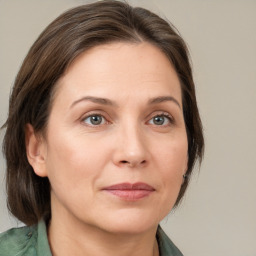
(26, 42), (187, 256)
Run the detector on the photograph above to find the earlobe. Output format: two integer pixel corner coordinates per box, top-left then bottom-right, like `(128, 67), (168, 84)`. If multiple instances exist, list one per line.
(25, 124), (48, 177)
(182, 155), (189, 184)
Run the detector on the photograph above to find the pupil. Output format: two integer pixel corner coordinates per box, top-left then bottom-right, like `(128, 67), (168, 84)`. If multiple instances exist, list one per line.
(154, 116), (164, 125)
(91, 115), (102, 125)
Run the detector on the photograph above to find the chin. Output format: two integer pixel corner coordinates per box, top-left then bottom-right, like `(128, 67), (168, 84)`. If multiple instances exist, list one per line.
(95, 210), (162, 235)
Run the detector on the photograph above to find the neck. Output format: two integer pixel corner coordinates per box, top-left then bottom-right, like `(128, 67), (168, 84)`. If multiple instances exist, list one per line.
(48, 213), (159, 256)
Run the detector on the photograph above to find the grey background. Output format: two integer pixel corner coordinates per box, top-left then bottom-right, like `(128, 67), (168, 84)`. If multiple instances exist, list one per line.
(1, 0), (256, 255)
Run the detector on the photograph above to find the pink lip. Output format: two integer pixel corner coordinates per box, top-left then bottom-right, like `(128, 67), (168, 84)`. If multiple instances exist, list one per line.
(102, 182), (155, 201)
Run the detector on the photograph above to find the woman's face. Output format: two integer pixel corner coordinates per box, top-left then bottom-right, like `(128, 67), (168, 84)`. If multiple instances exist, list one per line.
(37, 42), (188, 234)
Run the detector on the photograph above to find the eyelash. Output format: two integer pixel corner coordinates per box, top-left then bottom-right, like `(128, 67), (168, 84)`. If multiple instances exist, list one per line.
(81, 112), (174, 127)
(81, 112), (109, 126)
(147, 112), (174, 126)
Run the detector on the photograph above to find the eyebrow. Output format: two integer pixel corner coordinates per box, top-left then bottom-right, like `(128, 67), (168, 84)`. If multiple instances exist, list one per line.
(70, 96), (117, 109)
(70, 95), (181, 109)
(148, 96), (181, 109)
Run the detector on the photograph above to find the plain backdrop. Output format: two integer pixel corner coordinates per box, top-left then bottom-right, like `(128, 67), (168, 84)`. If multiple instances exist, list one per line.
(0, 0), (256, 255)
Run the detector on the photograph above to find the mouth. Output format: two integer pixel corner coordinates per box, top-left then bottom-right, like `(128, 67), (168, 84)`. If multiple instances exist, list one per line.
(102, 182), (155, 201)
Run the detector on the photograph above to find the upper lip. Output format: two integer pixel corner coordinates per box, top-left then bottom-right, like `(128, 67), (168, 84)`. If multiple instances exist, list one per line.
(103, 182), (155, 191)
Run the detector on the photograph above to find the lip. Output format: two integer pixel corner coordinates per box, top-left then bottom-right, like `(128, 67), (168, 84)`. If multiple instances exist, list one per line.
(102, 182), (155, 201)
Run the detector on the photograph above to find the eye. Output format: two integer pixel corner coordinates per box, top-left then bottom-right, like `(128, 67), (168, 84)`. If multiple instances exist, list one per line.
(148, 114), (173, 126)
(82, 114), (107, 126)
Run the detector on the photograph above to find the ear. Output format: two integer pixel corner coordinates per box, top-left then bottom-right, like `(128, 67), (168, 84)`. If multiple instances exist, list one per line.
(182, 155), (189, 184)
(25, 123), (48, 177)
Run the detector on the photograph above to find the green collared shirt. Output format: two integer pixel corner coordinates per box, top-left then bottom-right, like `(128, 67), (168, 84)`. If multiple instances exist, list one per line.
(0, 220), (183, 256)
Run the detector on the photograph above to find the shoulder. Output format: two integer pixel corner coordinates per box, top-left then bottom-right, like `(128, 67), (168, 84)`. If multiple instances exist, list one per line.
(157, 226), (184, 256)
(0, 224), (38, 256)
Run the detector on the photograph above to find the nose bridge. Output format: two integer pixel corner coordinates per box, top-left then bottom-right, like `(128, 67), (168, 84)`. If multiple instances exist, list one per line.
(114, 117), (149, 167)
(124, 121), (145, 154)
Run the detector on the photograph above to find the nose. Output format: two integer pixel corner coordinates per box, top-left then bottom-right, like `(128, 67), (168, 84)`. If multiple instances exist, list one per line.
(112, 124), (149, 168)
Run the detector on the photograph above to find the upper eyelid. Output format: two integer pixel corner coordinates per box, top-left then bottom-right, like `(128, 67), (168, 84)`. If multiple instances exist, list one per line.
(81, 110), (109, 118)
(146, 111), (174, 120)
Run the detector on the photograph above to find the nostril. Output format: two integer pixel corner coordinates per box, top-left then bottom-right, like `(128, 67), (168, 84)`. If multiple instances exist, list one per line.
(119, 160), (146, 166)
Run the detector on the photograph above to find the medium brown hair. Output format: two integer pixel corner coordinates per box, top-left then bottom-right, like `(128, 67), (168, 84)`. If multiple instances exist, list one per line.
(2, 0), (204, 225)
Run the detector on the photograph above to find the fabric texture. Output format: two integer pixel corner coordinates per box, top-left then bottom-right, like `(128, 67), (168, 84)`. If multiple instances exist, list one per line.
(0, 220), (183, 256)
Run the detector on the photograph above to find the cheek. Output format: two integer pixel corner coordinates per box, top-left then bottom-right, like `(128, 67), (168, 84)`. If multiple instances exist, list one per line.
(149, 136), (188, 220)
(155, 135), (188, 172)
(154, 136), (188, 193)
(45, 132), (109, 190)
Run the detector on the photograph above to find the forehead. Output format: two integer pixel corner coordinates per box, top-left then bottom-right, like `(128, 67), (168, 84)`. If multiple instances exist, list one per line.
(53, 41), (182, 105)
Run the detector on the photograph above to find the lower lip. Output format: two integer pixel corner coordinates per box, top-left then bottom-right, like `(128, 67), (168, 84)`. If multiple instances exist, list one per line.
(103, 189), (153, 201)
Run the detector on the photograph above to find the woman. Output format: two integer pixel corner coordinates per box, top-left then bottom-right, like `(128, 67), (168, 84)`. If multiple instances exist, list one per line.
(0, 1), (204, 255)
